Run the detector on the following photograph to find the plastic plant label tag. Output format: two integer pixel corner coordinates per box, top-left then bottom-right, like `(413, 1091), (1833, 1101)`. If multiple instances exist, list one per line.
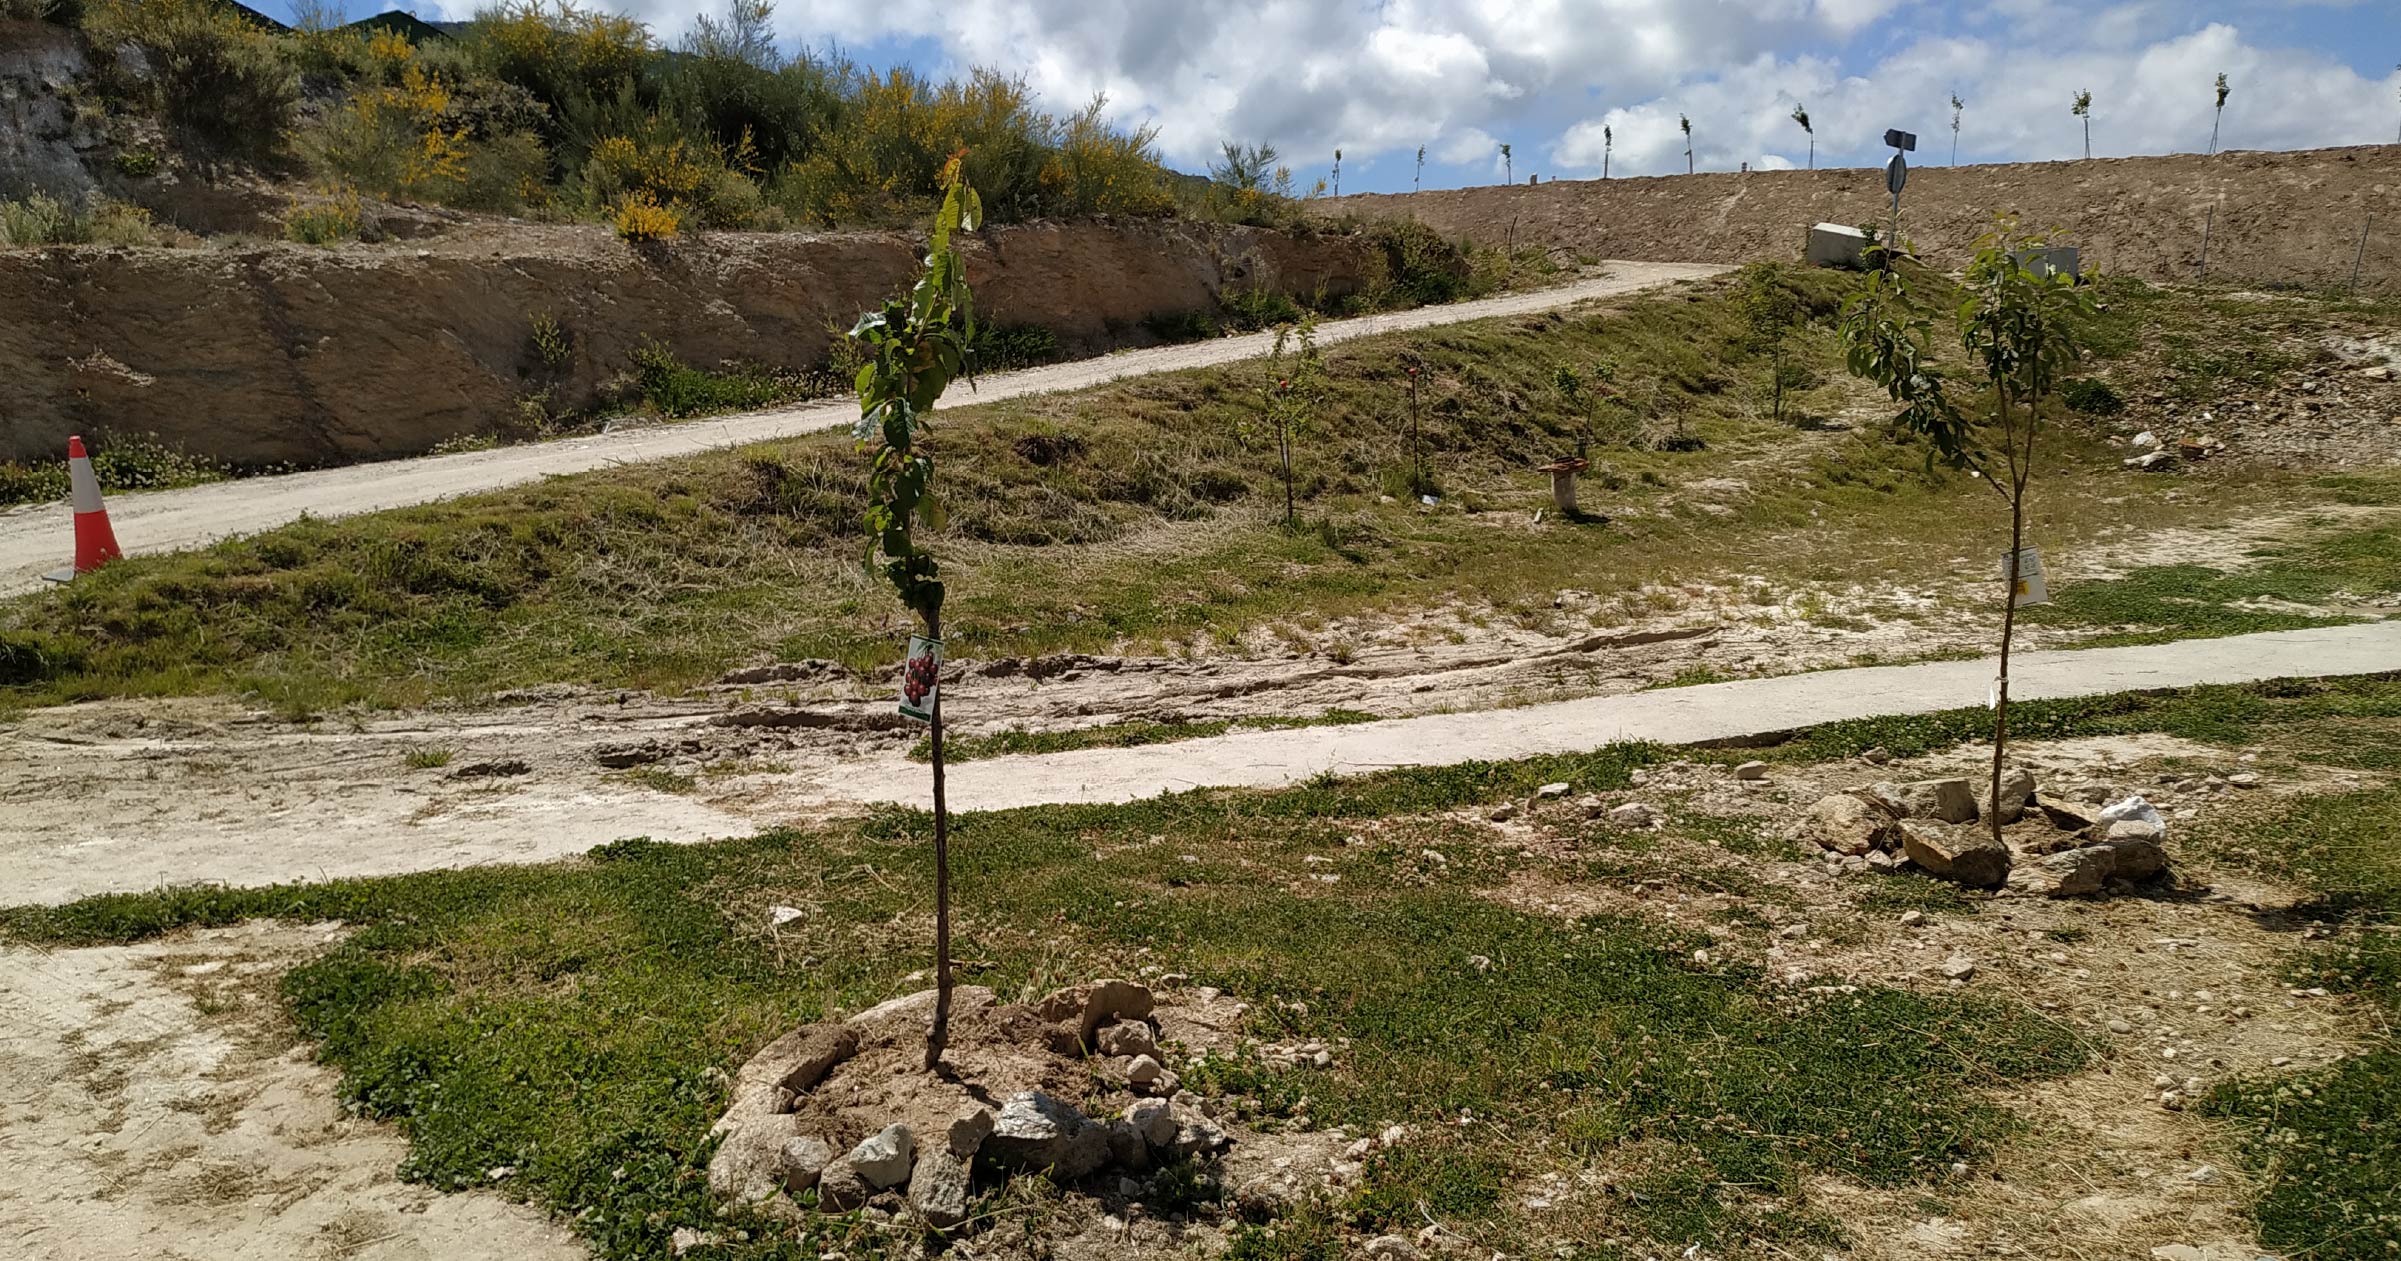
(1989, 677), (2002, 709)
(2003, 546), (2049, 607)
(899, 635), (943, 722)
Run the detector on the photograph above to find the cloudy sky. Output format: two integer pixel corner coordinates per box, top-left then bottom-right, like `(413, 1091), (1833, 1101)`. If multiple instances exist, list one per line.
(269, 0), (2401, 192)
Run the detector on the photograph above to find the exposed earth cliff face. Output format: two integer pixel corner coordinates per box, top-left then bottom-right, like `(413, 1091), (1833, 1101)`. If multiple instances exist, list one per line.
(0, 220), (1375, 466)
(1334, 145), (2401, 293)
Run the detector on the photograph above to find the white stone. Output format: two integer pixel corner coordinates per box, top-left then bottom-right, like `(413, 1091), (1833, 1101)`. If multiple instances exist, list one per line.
(848, 1124), (915, 1190)
(1535, 782), (1572, 799)
(1940, 956), (1977, 981)
(1733, 760), (1769, 781)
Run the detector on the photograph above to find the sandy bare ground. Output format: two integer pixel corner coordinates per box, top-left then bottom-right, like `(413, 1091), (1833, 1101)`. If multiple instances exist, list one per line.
(4, 616), (2395, 906)
(0, 920), (585, 1260)
(0, 263), (1727, 595)
(1485, 732), (2382, 1261)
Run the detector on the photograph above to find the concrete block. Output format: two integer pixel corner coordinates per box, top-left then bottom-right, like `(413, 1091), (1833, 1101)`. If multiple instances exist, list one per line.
(1806, 222), (1869, 269)
(2014, 245), (2081, 280)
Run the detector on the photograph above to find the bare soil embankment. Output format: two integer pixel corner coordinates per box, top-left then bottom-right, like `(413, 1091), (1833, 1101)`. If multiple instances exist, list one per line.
(1334, 145), (2401, 290)
(0, 219), (1376, 467)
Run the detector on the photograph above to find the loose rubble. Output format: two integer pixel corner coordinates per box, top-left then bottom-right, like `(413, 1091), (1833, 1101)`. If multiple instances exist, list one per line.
(1800, 769), (2176, 897)
(705, 979), (1237, 1231)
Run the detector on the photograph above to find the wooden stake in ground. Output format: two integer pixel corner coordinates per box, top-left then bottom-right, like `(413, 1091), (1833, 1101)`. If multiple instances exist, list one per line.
(850, 158), (982, 1069)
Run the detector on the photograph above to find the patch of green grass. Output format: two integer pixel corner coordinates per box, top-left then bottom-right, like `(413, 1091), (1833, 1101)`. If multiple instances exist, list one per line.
(622, 767), (698, 794)
(915, 710), (1381, 763)
(2019, 519), (2401, 647)
(0, 769), (2083, 1261)
(2196, 781), (2401, 1261)
(402, 746), (454, 770)
(0, 271), (1965, 712)
(30, 674), (2401, 1256)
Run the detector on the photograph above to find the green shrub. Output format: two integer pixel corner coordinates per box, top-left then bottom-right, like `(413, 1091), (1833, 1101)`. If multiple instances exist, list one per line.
(0, 191), (82, 246)
(284, 194), (361, 245)
(111, 147), (161, 178)
(0, 431), (227, 508)
(971, 323), (1060, 372)
(2061, 376), (2125, 415)
(85, 0), (299, 164)
(625, 339), (830, 418)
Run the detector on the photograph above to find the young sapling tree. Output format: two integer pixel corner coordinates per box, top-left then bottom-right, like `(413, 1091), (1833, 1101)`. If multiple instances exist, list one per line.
(2072, 89), (2093, 159)
(1249, 317), (1324, 528)
(1737, 261), (1809, 425)
(1401, 348), (1429, 496)
(849, 158), (982, 1069)
(1500, 141), (1512, 184)
(1680, 113), (1693, 173)
(1791, 103), (1813, 169)
(1414, 144), (1425, 191)
(2209, 73), (2229, 154)
(1332, 147), (1341, 196)
(1838, 218), (2100, 850)
(1603, 124), (1613, 178)
(1950, 93), (1964, 165)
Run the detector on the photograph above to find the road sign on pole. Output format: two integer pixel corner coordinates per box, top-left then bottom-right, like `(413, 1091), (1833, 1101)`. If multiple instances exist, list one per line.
(1884, 129), (1917, 152)
(1885, 153), (1908, 196)
(1883, 129), (1914, 262)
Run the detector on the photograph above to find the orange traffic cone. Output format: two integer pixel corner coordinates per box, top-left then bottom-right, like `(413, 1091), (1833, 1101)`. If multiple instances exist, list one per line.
(42, 435), (121, 584)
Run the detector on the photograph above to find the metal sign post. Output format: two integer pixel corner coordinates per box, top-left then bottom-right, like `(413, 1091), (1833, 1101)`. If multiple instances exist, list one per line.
(1883, 130), (1915, 261)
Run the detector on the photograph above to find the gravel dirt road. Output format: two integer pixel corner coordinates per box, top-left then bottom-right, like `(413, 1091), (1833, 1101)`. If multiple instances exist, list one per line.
(0, 263), (1727, 595)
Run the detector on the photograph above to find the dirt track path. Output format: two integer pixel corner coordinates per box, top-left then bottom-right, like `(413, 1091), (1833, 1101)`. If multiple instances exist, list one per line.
(0, 921), (585, 1261)
(0, 262), (1728, 594)
(5, 621), (2393, 906)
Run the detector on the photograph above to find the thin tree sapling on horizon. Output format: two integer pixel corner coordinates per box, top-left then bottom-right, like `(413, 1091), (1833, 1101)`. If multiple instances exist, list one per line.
(1680, 113), (1693, 173)
(1332, 147), (1341, 196)
(1950, 92), (1964, 164)
(1415, 144), (1425, 191)
(1791, 103), (1813, 169)
(2072, 89), (2093, 159)
(2210, 72), (2230, 154)
(1500, 141), (1512, 184)
(1603, 124), (1613, 178)
(849, 156), (982, 1070)
(1838, 217), (2100, 851)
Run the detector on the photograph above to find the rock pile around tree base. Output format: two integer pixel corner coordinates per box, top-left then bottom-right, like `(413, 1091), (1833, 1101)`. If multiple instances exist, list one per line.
(706, 980), (1235, 1229)
(1801, 770), (2173, 897)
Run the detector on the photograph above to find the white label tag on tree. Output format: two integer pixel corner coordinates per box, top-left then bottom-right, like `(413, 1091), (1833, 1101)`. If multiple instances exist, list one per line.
(898, 635), (943, 722)
(2002, 546), (2049, 607)
(1989, 676), (2003, 709)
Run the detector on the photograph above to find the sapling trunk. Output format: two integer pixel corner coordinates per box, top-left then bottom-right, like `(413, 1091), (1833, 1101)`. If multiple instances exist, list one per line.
(1280, 428), (1295, 527)
(924, 609), (952, 1069)
(1990, 383), (2035, 849)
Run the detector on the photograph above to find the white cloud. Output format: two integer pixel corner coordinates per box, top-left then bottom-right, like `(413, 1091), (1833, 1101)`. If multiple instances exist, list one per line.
(426, 0), (2401, 185)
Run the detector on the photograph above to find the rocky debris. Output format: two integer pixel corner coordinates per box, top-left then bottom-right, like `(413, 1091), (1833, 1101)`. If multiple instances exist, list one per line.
(778, 1135), (836, 1193)
(1488, 802), (1520, 823)
(1607, 802), (1663, 829)
(815, 1156), (873, 1211)
(848, 1123), (915, 1189)
(1898, 820), (2012, 889)
(908, 1148), (975, 1228)
(1939, 955), (1978, 981)
(987, 1091), (1112, 1178)
(1983, 766), (2037, 824)
(706, 1024), (863, 1203)
(1364, 1236), (1424, 1261)
(449, 758), (531, 779)
(592, 739), (670, 768)
(1535, 782), (1572, 799)
(1733, 760), (1769, 781)
(1126, 1099), (1177, 1147)
(848, 984), (997, 1029)
(1887, 777), (1979, 824)
(1809, 792), (1898, 856)
(1033, 979), (1154, 1055)
(2007, 836), (2168, 898)
(1096, 1020), (1157, 1058)
(2033, 792), (2105, 834)
(1860, 746), (1893, 765)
